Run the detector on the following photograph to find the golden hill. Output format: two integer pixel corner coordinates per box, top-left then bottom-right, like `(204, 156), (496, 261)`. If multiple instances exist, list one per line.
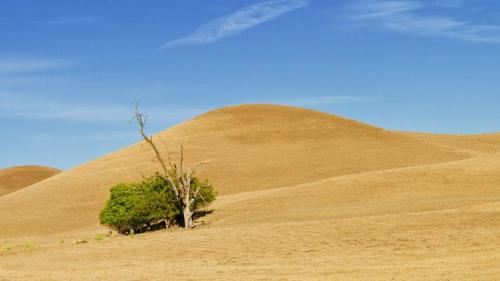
(0, 104), (471, 237)
(1, 104), (500, 280)
(0, 165), (60, 196)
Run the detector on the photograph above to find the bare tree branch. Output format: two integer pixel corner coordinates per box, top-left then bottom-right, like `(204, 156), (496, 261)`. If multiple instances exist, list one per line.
(134, 103), (176, 195)
(133, 103), (212, 229)
(187, 160), (210, 180)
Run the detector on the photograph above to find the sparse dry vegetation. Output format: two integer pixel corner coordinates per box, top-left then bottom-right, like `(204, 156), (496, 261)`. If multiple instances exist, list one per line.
(0, 242), (12, 253)
(94, 233), (105, 241)
(23, 240), (36, 251)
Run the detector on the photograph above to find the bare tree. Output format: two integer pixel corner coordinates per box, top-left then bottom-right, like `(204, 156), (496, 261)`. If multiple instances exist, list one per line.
(134, 105), (209, 229)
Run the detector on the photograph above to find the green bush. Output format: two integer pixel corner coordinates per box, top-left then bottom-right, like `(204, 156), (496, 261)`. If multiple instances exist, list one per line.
(190, 177), (216, 210)
(100, 175), (215, 234)
(99, 175), (179, 234)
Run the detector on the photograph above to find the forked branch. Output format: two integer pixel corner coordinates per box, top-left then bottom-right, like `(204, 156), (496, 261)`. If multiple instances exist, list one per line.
(133, 104), (212, 228)
(134, 104), (169, 177)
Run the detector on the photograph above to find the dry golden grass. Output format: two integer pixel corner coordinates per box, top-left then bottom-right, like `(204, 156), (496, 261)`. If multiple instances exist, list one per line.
(0, 165), (60, 196)
(0, 104), (499, 280)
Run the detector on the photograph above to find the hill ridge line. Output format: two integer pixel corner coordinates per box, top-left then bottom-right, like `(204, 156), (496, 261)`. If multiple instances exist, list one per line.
(214, 153), (480, 207)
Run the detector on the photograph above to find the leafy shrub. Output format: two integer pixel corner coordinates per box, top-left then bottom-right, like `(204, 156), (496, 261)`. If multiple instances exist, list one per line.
(190, 177), (216, 210)
(100, 175), (216, 234)
(100, 175), (179, 234)
(99, 183), (141, 234)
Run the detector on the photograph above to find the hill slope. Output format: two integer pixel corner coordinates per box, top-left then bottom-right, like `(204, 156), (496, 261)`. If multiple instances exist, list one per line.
(0, 104), (472, 237)
(0, 165), (60, 196)
(1, 104), (500, 280)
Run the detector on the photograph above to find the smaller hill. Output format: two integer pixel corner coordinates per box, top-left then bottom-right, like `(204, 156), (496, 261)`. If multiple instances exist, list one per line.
(0, 165), (61, 196)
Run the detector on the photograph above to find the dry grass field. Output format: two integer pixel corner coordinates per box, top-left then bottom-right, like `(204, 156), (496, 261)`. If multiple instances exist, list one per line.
(1, 104), (499, 280)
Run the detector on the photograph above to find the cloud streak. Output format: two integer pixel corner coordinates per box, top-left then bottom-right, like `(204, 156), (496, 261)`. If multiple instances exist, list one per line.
(162, 0), (310, 48)
(0, 57), (74, 73)
(33, 132), (138, 144)
(345, 0), (500, 43)
(0, 93), (203, 123)
(0, 92), (366, 123)
(33, 17), (99, 25)
(281, 96), (366, 106)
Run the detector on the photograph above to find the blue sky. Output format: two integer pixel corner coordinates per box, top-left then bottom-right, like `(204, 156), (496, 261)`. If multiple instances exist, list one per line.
(1, 0), (499, 169)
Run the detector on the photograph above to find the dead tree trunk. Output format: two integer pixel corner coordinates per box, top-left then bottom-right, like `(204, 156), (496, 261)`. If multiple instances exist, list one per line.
(182, 205), (193, 228)
(134, 105), (208, 229)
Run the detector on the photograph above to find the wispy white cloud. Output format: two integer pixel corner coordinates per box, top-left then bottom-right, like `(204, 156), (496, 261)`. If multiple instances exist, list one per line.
(282, 95), (366, 106)
(0, 93), (203, 123)
(349, 1), (423, 20)
(162, 0), (310, 48)
(33, 132), (138, 144)
(32, 17), (99, 25)
(0, 57), (75, 73)
(345, 0), (500, 43)
(433, 0), (466, 8)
